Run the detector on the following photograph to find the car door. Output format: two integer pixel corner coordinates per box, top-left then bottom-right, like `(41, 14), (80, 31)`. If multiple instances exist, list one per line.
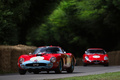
(65, 53), (71, 67)
(60, 49), (71, 67)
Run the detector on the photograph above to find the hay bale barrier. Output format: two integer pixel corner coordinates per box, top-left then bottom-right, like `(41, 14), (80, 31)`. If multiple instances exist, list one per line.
(107, 51), (120, 65)
(0, 45), (37, 73)
(0, 45), (120, 74)
(76, 58), (83, 66)
(0, 46), (12, 72)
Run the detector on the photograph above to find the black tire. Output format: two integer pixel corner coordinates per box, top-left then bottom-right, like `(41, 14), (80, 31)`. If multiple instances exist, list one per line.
(33, 71), (39, 74)
(55, 59), (63, 74)
(104, 63), (109, 67)
(47, 71), (49, 73)
(19, 68), (26, 75)
(83, 63), (87, 66)
(67, 59), (74, 73)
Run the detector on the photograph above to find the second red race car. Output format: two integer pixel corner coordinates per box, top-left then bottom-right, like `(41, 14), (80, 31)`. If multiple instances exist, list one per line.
(18, 46), (76, 75)
(82, 48), (109, 66)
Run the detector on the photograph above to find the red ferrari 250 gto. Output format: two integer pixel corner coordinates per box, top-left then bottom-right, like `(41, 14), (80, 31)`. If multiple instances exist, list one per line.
(18, 46), (76, 75)
(82, 48), (109, 66)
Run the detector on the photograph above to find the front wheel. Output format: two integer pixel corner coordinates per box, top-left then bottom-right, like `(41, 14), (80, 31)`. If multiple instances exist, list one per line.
(55, 59), (63, 74)
(67, 59), (74, 73)
(83, 62), (87, 66)
(104, 63), (109, 67)
(19, 68), (26, 75)
(33, 71), (39, 74)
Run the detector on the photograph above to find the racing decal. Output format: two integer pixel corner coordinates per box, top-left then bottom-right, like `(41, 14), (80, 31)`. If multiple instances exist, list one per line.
(30, 56), (44, 62)
(66, 55), (71, 66)
(93, 56), (100, 58)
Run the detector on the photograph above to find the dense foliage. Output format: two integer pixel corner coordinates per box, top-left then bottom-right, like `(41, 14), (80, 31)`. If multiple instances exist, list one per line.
(0, 0), (120, 57)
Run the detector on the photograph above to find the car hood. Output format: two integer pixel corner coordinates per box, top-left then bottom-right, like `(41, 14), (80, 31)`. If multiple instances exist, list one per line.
(86, 54), (105, 60)
(22, 54), (60, 62)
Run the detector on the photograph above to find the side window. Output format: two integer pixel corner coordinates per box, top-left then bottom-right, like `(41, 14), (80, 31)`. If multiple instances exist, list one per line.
(62, 49), (66, 54)
(86, 50), (89, 54)
(57, 48), (63, 53)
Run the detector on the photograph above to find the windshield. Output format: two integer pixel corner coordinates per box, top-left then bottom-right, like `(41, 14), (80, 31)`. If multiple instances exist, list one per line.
(87, 50), (105, 54)
(32, 47), (63, 54)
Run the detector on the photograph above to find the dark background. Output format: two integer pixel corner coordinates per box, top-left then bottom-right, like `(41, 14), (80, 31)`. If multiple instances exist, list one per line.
(0, 0), (120, 57)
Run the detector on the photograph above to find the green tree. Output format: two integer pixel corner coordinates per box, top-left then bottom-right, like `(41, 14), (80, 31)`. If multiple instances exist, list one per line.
(0, 0), (61, 45)
(27, 0), (120, 56)
(0, 0), (18, 44)
(1, 0), (120, 57)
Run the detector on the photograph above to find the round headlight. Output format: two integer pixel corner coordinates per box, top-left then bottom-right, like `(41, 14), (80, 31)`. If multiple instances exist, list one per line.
(85, 56), (89, 61)
(104, 56), (108, 60)
(50, 57), (56, 63)
(19, 58), (24, 64)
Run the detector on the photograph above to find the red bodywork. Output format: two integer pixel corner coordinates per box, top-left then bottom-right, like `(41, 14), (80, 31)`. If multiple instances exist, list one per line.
(83, 48), (109, 66)
(18, 46), (76, 74)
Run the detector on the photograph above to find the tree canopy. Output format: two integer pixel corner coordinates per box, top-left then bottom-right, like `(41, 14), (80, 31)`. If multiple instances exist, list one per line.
(0, 0), (120, 57)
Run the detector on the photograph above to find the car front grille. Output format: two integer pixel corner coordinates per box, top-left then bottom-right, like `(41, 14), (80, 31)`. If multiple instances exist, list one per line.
(26, 63), (46, 67)
(93, 60), (100, 63)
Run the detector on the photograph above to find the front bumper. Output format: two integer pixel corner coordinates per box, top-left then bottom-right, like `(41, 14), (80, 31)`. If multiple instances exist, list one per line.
(19, 60), (53, 70)
(83, 60), (109, 64)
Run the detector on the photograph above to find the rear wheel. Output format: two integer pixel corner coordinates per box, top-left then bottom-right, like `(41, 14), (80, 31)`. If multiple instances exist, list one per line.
(19, 68), (26, 75)
(67, 59), (74, 73)
(55, 59), (63, 73)
(104, 63), (109, 67)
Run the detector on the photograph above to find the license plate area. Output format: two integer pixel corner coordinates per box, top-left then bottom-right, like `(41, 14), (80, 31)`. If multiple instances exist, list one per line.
(94, 62), (99, 64)
(33, 63), (39, 66)
(93, 60), (100, 64)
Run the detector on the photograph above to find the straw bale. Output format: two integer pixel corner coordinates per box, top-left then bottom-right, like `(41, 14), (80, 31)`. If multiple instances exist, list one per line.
(115, 51), (120, 65)
(76, 58), (82, 66)
(0, 50), (2, 71)
(11, 48), (23, 72)
(15, 44), (36, 50)
(0, 45), (37, 73)
(107, 51), (120, 65)
(10, 45), (36, 72)
(108, 52), (115, 65)
(0, 46), (12, 72)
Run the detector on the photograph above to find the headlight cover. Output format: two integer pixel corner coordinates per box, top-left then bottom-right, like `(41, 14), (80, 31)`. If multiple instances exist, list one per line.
(50, 57), (56, 63)
(104, 56), (108, 60)
(85, 56), (89, 61)
(19, 58), (24, 64)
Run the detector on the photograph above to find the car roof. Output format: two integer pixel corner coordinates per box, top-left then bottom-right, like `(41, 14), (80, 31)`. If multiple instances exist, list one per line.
(87, 48), (104, 50)
(38, 45), (61, 48)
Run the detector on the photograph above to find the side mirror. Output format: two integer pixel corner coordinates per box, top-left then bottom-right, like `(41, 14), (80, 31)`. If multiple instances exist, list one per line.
(64, 51), (66, 53)
(41, 52), (46, 55)
(105, 51), (106, 54)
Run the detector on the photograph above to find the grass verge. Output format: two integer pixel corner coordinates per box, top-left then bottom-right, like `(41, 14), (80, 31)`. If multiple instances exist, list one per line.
(49, 71), (120, 80)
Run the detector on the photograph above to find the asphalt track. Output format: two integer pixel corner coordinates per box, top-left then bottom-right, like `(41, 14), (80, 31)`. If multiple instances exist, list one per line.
(0, 66), (120, 80)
